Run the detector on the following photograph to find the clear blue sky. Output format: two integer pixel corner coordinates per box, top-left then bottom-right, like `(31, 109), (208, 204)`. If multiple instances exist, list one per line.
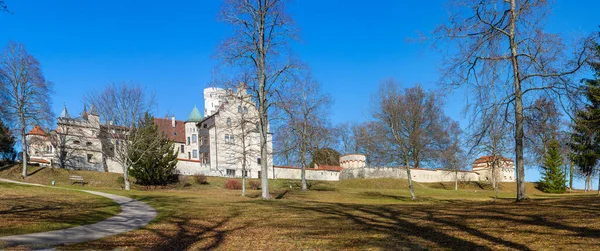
(1, 0), (598, 189)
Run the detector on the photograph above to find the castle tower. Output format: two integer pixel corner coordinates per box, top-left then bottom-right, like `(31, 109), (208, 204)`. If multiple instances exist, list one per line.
(203, 87), (226, 117)
(184, 106), (203, 160)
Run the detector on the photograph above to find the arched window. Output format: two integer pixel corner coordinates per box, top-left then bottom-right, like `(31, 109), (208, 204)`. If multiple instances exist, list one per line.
(227, 118), (231, 126)
(243, 107), (248, 113)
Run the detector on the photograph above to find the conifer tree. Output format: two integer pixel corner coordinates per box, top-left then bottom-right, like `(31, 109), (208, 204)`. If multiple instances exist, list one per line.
(538, 139), (567, 193)
(129, 113), (178, 186)
(570, 42), (600, 192)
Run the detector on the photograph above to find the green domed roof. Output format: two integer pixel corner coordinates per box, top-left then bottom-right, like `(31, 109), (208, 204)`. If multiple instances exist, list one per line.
(186, 105), (203, 123)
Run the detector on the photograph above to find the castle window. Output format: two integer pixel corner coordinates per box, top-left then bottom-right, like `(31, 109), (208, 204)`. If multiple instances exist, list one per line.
(73, 140), (80, 145)
(192, 134), (197, 143)
(188, 152), (191, 159)
(193, 150), (198, 158)
(226, 169), (235, 177)
(238, 106), (242, 113)
(87, 154), (93, 162)
(243, 107), (248, 113)
(257, 157), (261, 165)
(180, 145), (184, 153)
(203, 124), (207, 128)
(86, 142), (92, 146)
(187, 137), (190, 145)
(225, 135), (230, 143)
(174, 132), (177, 136)
(227, 118), (231, 127)
(242, 170), (249, 178)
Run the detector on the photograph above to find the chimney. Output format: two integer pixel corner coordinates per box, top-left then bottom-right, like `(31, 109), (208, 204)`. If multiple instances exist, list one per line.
(171, 116), (176, 128)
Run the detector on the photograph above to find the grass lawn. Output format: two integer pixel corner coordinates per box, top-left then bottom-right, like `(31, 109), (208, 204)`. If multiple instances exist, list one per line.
(0, 182), (120, 237)
(1, 164), (599, 250)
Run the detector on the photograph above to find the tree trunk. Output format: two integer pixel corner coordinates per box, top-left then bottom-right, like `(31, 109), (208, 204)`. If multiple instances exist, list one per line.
(405, 159), (416, 200)
(509, 0), (527, 201)
(123, 165), (131, 190)
(242, 175), (246, 197)
(569, 161), (574, 191)
(455, 170), (458, 191)
(301, 166), (307, 191)
(597, 173), (599, 195)
(260, 120), (270, 199)
(242, 157), (247, 197)
(20, 123), (27, 178)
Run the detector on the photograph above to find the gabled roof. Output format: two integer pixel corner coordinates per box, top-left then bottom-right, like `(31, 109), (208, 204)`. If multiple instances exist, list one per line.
(154, 118), (185, 143)
(186, 106), (203, 123)
(27, 125), (46, 136)
(473, 156), (513, 164)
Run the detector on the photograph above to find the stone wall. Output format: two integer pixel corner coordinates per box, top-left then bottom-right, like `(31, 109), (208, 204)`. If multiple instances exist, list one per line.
(273, 166), (340, 181)
(340, 166), (481, 183)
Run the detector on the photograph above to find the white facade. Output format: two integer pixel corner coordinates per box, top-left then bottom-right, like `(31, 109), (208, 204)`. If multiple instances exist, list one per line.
(203, 87), (226, 117)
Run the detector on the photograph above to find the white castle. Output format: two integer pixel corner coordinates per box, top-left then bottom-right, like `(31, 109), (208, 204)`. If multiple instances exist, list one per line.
(26, 86), (515, 183)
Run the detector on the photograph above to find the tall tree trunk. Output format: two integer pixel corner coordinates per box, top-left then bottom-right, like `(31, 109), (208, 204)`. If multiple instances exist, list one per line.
(455, 170), (458, 191)
(405, 157), (416, 200)
(509, 0), (527, 201)
(20, 122), (27, 178)
(242, 158), (246, 197)
(123, 164), (131, 190)
(568, 161), (574, 191)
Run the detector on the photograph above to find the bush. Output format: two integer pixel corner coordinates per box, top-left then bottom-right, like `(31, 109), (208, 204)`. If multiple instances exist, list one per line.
(224, 179), (242, 190)
(249, 180), (261, 190)
(193, 174), (208, 185)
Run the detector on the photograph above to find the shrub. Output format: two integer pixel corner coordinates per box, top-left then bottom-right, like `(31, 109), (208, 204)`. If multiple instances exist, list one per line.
(117, 176), (125, 186)
(249, 180), (261, 190)
(193, 174), (208, 185)
(224, 179), (242, 190)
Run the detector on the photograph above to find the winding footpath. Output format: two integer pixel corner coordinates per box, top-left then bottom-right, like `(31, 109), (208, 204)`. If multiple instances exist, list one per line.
(0, 178), (157, 248)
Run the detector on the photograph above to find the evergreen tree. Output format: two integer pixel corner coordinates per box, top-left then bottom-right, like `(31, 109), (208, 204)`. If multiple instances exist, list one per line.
(570, 42), (600, 192)
(0, 120), (15, 162)
(129, 113), (178, 186)
(538, 139), (567, 193)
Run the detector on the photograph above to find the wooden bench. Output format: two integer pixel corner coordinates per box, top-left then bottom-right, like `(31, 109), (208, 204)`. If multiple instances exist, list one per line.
(69, 175), (84, 185)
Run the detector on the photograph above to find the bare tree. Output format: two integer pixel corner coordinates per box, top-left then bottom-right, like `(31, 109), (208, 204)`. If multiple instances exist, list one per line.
(470, 105), (512, 199)
(279, 75), (332, 191)
(373, 80), (450, 200)
(352, 121), (391, 167)
(219, 0), (299, 199)
(85, 82), (156, 190)
(435, 0), (593, 201)
(525, 97), (562, 166)
(0, 42), (53, 178)
(439, 120), (466, 191)
(0, 1), (8, 13)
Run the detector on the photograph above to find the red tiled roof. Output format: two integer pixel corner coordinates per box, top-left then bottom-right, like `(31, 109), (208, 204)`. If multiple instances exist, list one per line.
(154, 118), (185, 143)
(473, 156), (513, 164)
(29, 158), (50, 164)
(27, 125), (46, 136)
(314, 164), (343, 172)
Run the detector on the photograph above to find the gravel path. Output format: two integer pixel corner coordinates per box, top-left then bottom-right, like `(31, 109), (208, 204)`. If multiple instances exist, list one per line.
(0, 178), (157, 248)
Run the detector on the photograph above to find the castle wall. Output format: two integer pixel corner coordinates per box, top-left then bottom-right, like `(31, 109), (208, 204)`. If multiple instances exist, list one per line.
(273, 166), (340, 181)
(340, 166), (480, 183)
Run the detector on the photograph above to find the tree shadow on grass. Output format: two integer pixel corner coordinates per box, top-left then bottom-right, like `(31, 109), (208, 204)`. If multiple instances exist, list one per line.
(271, 197), (600, 250)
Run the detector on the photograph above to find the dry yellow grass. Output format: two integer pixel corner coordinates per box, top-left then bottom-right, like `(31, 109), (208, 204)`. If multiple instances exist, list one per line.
(1, 164), (599, 250)
(0, 182), (119, 237)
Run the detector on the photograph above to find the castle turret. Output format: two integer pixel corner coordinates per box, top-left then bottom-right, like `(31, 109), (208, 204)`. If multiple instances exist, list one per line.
(204, 87), (226, 117)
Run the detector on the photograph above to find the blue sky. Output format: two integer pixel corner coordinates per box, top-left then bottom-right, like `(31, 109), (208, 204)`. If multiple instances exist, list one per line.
(1, 1), (598, 189)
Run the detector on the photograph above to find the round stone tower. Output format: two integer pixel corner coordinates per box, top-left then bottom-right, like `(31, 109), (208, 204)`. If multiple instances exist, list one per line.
(340, 154), (367, 169)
